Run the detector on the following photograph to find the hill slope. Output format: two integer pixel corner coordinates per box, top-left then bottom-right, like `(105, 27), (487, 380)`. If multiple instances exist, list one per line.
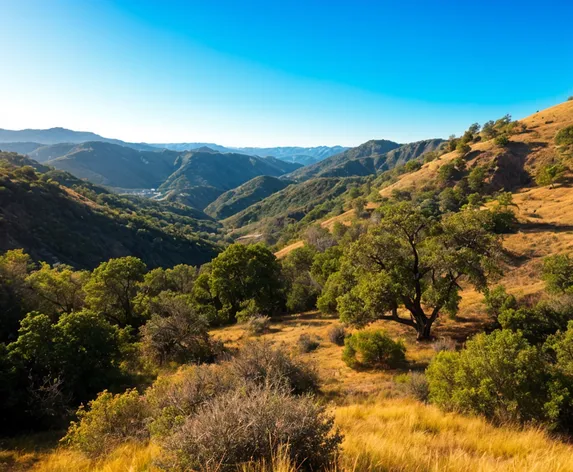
(0, 152), (220, 269)
(159, 150), (300, 193)
(45, 142), (180, 189)
(223, 177), (362, 238)
(289, 139), (444, 181)
(205, 175), (292, 219)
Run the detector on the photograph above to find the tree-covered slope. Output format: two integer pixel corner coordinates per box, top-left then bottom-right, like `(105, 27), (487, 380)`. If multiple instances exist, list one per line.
(0, 152), (220, 269)
(44, 142), (180, 189)
(159, 150), (300, 193)
(288, 139), (444, 181)
(205, 175), (292, 219)
(223, 177), (361, 229)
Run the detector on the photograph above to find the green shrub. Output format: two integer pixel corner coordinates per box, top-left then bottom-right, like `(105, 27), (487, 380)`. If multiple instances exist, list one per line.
(555, 125), (573, 147)
(328, 324), (347, 346)
(427, 330), (563, 426)
(139, 297), (220, 366)
(484, 285), (517, 322)
(543, 254), (573, 293)
(342, 330), (406, 369)
(62, 389), (149, 457)
(160, 386), (342, 471)
(536, 163), (566, 188)
(498, 302), (570, 345)
(494, 134), (510, 146)
(456, 142), (471, 155)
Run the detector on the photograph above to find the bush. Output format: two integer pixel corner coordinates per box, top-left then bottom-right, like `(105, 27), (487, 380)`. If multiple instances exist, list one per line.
(494, 134), (510, 146)
(342, 330), (406, 369)
(328, 324), (347, 346)
(140, 307), (220, 366)
(230, 340), (319, 395)
(484, 285), (517, 322)
(427, 330), (563, 425)
(456, 142), (471, 155)
(297, 333), (320, 353)
(244, 315), (271, 336)
(62, 389), (149, 457)
(555, 125), (573, 147)
(161, 386), (342, 471)
(543, 254), (573, 293)
(145, 363), (237, 437)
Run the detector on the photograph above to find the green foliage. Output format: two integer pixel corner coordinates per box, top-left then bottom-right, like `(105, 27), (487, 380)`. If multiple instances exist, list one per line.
(8, 309), (127, 412)
(63, 389), (149, 457)
(555, 126), (573, 147)
(139, 293), (220, 366)
(456, 142), (471, 155)
(547, 320), (573, 376)
(331, 203), (502, 339)
(494, 134), (510, 146)
(535, 163), (566, 188)
(209, 244), (285, 320)
(543, 254), (573, 294)
(282, 245), (320, 313)
(0, 249), (34, 342)
(26, 263), (88, 320)
(85, 257), (147, 328)
(204, 175), (290, 219)
(498, 303), (569, 345)
(484, 285), (517, 321)
(342, 329), (406, 369)
(467, 165), (488, 193)
(427, 330), (563, 426)
(0, 159), (220, 270)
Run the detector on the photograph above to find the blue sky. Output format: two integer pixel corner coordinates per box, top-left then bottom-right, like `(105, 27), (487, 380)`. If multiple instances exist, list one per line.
(1, 0), (572, 147)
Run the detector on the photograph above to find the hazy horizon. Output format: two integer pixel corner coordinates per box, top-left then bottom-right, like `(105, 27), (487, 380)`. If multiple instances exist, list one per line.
(1, 0), (572, 147)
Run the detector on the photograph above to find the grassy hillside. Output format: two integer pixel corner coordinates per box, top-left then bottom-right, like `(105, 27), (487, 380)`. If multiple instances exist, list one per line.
(205, 175), (291, 219)
(0, 152), (220, 269)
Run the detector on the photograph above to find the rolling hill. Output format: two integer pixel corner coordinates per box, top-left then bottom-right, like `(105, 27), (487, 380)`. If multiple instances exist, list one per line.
(204, 175), (292, 219)
(44, 142), (180, 188)
(158, 150), (300, 193)
(0, 151), (220, 269)
(288, 138), (444, 181)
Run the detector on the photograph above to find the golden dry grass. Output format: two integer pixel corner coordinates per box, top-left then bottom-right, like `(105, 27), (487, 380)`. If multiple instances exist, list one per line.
(23, 399), (573, 472)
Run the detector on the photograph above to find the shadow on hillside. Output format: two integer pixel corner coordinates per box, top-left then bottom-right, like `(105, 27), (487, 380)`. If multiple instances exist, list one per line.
(518, 221), (573, 233)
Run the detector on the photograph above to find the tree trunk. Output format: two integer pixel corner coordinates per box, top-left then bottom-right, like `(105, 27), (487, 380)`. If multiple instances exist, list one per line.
(415, 317), (434, 341)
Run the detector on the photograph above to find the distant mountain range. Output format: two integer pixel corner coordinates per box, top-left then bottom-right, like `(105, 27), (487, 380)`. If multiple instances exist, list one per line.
(0, 127), (445, 218)
(0, 128), (347, 165)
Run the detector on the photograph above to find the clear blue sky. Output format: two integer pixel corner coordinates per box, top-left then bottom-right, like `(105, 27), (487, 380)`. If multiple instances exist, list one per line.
(1, 0), (572, 147)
